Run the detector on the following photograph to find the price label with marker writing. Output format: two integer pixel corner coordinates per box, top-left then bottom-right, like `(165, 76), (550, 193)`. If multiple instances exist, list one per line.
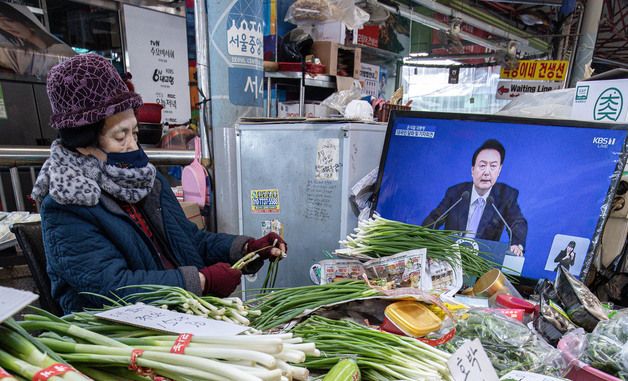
(447, 338), (499, 381)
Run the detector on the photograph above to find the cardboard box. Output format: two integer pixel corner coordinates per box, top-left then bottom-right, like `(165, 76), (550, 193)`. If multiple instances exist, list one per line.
(312, 41), (361, 79)
(179, 201), (205, 230)
(310, 21), (358, 45)
(571, 78), (628, 123)
(278, 101), (332, 118)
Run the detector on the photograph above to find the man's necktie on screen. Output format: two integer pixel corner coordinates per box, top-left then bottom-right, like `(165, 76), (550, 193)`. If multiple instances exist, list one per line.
(465, 197), (486, 238)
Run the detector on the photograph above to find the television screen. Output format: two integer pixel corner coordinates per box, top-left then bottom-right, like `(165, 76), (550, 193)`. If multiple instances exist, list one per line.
(373, 111), (628, 282)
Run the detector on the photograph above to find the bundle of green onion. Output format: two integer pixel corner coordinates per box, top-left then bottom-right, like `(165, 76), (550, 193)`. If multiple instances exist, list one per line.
(248, 280), (380, 331)
(293, 316), (452, 381)
(18, 308), (316, 381)
(86, 284), (261, 326)
(0, 319), (91, 381)
(335, 215), (513, 279)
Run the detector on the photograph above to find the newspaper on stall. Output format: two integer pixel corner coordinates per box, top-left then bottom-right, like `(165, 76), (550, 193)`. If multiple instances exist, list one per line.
(310, 259), (366, 285)
(363, 249), (430, 289)
(424, 247), (464, 297)
(321, 247), (463, 295)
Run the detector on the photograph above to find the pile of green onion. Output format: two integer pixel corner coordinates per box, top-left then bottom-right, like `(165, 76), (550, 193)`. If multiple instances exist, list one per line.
(0, 319), (91, 381)
(335, 215), (512, 279)
(86, 285), (261, 326)
(16, 308), (316, 381)
(293, 316), (452, 381)
(248, 280), (380, 331)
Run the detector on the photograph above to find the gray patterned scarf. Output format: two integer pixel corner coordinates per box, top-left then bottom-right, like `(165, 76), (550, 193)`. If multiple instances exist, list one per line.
(32, 140), (156, 206)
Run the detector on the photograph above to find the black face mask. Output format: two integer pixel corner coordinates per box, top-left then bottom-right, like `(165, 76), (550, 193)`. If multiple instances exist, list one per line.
(105, 147), (149, 169)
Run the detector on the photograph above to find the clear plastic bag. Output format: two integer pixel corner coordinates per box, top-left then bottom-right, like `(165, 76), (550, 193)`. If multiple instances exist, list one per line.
(285, 0), (370, 29)
(321, 86), (362, 115)
(285, 0), (334, 24)
(585, 309), (628, 379)
(442, 310), (567, 377)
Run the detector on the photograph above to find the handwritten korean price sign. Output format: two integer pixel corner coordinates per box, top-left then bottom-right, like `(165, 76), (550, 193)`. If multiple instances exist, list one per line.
(95, 304), (247, 337)
(500, 60), (568, 81)
(447, 339), (499, 381)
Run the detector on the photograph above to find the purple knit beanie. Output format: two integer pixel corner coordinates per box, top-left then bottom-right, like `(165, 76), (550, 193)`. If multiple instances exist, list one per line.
(47, 54), (143, 129)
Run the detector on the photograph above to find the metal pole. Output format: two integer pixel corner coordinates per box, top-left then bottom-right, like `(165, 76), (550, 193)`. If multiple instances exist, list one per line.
(0, 173), (7, 212)
(266, 76), (272, 117)
(9, 168), (24, 211)
(30, 167), (40, 212)
(569, 0), (603, 87)
(194, 0), (212, 163)
(0, 147), (194, 166)
(299, 76), (305, 117)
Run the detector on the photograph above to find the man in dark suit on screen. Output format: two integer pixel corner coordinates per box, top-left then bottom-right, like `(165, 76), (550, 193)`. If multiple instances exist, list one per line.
(422, 139), (527, 256)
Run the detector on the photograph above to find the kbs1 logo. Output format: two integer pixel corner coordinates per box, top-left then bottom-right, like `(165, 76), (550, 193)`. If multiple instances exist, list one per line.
(593, 136), (617, 148)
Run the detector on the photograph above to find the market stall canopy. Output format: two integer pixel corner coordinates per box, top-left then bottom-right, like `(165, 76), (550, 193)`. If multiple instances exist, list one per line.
(0, 2), (75, 78)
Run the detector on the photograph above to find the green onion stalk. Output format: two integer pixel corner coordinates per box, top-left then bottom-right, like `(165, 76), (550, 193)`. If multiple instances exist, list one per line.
(335, 215), (518, 280)
(248, 280), (381, 331)
(82, 284), (261, 326)
(19, 308), (316, 381)
(293, 316), (452, 381)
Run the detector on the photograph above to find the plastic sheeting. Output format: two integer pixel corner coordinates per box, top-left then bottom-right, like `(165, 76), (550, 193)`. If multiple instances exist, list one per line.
(402, 65), (510, 115)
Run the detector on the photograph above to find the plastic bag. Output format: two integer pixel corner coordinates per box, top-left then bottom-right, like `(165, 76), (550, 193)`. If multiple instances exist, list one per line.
(321, 86), (362, 115)
(585, 309), (628, 379)
(442, 310), (567, 377)
(278, 28), (313, 62)
(555, 266), (608, 332)
(496, 88), (575, 119)
(285, 0), (370, 29)
(534, 296), (577, 346)
(285, 0), (333, 24)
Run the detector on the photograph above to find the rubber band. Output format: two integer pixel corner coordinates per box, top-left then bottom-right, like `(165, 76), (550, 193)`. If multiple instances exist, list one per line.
(128, 349), (154, 377)
(0, 367), (12, 378)
(32, 363), (76, 381)
(170, 333), (194, 354)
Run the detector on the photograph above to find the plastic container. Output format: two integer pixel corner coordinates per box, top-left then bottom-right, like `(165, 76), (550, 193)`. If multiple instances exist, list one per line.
(473, 269), (522, 298)
(494, 294), (536, 323)
(557, 337), (621, 381)
(137, 103), (163, 124)
(381, 301), (442, 337)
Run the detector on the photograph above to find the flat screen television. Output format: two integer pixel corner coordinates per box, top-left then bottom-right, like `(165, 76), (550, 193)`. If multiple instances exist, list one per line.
(372, 111), (628, 284)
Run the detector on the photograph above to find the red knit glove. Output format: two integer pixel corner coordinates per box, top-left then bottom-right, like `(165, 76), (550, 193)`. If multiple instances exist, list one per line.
(246, 233), (287, 261)
(199, 263), (241, 297)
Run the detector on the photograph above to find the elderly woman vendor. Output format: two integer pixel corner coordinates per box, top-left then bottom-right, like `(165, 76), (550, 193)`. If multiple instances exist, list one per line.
(32, 54), (286, 314)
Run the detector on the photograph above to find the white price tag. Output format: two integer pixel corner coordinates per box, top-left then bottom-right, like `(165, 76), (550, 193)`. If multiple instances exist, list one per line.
(447, 339), (499, 381)
(96, 304), (248, 337)
(0, 286), (38, 323)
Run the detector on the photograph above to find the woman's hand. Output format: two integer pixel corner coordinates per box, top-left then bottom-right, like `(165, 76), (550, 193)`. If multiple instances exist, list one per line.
(198, 263), (241, 297)
(246, 233), (287, 261)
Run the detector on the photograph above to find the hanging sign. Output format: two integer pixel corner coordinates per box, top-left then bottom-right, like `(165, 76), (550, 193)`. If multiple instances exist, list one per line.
(122, 5), (191, 124)
(496, 80), (563, 100)
(500, 60), (569, 81)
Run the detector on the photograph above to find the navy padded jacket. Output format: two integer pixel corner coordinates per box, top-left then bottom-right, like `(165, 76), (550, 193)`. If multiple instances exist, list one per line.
(41, 173), (248, 314)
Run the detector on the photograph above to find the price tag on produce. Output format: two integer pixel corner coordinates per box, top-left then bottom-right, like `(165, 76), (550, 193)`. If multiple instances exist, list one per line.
(447, 338), (499, 381)
(95, 304), (248, 337)
(0, 286), (38, 323)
